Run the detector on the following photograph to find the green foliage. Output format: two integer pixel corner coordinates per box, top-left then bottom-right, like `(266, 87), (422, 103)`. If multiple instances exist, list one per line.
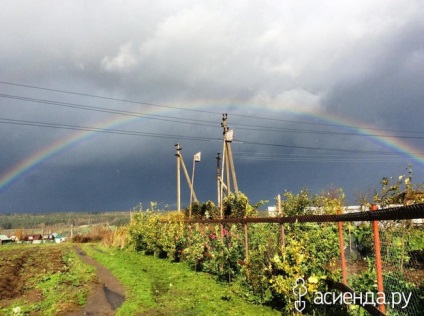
(124, 180), (423, 315)
(269, 223), (339, 313)
(372, 164), (424, 206)
(313, 187), (346, 215)
(222, 192), (258, 218)
(202, 225), (244, 282)
(185, 200), (217, 219)
(351, 223), (374, 258)
(280, 187), (312, 216)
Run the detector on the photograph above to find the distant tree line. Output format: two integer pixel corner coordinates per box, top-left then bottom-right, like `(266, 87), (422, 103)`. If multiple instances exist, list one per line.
(0, 211), (131, 230)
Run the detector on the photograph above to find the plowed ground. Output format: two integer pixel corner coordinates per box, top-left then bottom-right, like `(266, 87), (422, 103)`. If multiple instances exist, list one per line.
(0, 246), (67, 309)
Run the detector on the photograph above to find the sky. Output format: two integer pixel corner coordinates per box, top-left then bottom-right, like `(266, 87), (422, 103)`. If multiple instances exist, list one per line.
(1, 0), (424, 213)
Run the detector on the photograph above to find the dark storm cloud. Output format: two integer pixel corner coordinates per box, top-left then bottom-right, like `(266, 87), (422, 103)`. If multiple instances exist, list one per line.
(0, 0), (423, 212)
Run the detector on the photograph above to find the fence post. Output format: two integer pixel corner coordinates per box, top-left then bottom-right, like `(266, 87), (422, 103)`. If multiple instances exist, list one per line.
(244, 221), (249, 260)
(337, 210), (347, 285)
(371, 204), (385, 314)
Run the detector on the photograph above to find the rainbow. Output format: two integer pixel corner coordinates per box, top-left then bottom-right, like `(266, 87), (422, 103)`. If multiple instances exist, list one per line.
(1, 101), (423, 193)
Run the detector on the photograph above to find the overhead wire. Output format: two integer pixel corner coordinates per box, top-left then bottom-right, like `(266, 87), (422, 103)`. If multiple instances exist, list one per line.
(0, 81), (423, 160)
(1, 92), (424, 140)
(0, 117), (220, 142)
(0, 117), (421, 157)
(1, 80), (423, 135)
(233, 152), (415, 163)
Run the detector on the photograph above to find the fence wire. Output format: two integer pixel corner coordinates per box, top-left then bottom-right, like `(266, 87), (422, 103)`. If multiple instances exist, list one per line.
(159, 204), (423, 315)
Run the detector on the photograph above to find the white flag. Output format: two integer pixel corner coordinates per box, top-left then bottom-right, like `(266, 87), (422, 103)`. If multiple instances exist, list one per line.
(194, 152), (201, 162)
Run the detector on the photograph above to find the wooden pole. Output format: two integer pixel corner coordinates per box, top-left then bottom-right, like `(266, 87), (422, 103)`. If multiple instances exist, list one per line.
(337, 210), (347, 285)
(226, 143), (238, 194)
(371, 204), (385, 313)
(175, 144), (181, 212)
(216, 153), (221, 208)
(180, 153), (198, 202)
(225, 142), (231, 194)
(220, 114), (227, 239)
(189, 156), (196, 219)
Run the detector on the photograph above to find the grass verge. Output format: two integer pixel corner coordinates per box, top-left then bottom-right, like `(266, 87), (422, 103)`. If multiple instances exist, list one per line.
(81, 244), (280, 316)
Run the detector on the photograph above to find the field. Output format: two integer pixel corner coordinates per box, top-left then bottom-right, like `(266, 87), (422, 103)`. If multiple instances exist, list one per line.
(0, 243), (281, 315)
(0, 244), (95, 315)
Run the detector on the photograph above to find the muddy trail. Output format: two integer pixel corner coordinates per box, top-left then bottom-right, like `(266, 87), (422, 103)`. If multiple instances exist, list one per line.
(68, 246), (125, 316)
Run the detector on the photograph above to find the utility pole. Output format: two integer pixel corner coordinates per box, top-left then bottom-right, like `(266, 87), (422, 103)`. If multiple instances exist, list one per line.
(175, 143), (181, 212)
(216, 153), (221, 208)
(220, 113), (239, 200)
(219, 114), (239, 238)
(179, 153), (198, 202)
(189, 152), (201, 218)
(175, 143), (198, 213)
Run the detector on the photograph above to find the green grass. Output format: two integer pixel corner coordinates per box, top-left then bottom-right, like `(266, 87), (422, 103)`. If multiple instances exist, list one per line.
(81, 244), (281, 316)
(32, 248), (95, 315)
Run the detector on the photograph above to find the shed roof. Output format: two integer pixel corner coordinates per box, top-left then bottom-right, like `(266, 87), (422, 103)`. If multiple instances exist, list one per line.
(0, 234), (11, 241)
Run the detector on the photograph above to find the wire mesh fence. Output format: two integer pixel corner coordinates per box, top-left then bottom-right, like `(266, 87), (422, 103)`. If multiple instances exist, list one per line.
(157, 203), (424, 315)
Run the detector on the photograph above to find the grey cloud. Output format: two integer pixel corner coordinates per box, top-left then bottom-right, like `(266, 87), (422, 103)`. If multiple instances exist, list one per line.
(1, 0), (423, 212)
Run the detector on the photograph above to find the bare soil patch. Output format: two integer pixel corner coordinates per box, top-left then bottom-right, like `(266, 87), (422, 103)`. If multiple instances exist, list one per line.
(0, 246), (66, 308)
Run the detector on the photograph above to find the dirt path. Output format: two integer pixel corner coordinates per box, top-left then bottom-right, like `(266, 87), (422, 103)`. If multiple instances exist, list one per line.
(68, 246), (125, 316)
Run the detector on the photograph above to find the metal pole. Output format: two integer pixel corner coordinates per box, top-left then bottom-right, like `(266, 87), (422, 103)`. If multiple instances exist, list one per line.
(337, 210), (348, 285)
(175, 144), (181, 213)
(371, 204), (385, 313)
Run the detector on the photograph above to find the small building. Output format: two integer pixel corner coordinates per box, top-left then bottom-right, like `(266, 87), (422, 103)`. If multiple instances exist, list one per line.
(43, 234), (56, 243)
(32, 234), (43, 244)
(0, 234), (13, 245)
(267, 206), (277, 217)
(55, 234), (66, 243)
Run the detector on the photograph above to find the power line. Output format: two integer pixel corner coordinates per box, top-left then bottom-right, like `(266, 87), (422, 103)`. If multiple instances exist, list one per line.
(233, 152), (414, 163)
(236, 139), (423, 156)
(1, 92), (424, 140)
(0, 93), (218, 128)
(1, 80), (423, 135)
(0, 117), (220, 142)
(0, 117), (420, 156)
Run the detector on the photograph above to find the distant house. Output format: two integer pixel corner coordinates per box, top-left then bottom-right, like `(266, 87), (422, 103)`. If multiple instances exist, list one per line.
(55, 234), (66, 243)
(32, 234), (43, 244)
(267, 206), (277, 217)
(43, 234), (55, 242)
(0, 234), (12, 245)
